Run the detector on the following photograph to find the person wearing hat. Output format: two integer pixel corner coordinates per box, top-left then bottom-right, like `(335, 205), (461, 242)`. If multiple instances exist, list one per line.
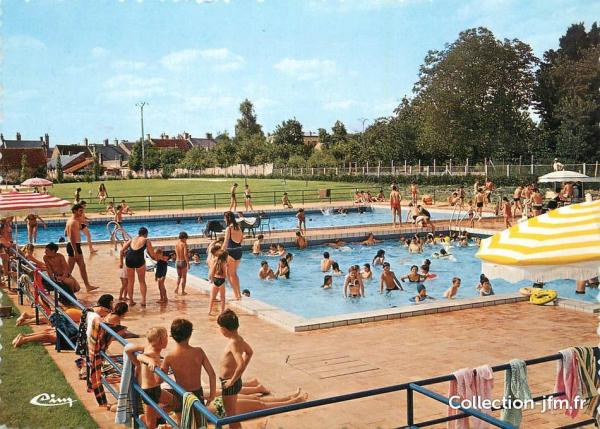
(552, 158), (564, 172)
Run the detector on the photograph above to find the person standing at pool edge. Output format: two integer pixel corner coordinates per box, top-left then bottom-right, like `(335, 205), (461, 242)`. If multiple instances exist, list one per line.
(175, 231), (189, 295)
(244, 185), (253, 211)
(389, 185), (401, 228)
(223, 211), (243, 300)
(65, 204), (97, 292)
(120, 227), (159, 307)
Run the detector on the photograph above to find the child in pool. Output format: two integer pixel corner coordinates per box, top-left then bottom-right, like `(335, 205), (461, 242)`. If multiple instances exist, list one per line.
(321, 252), (333, 272)
(413, 284), (435, 302)
(276, 244), (286, 257)
(258, 261), (275, 280)
(380, 262), (403, 293)
(331, 262), (343, 276)
(361, 263), (372, 280)
(444, 277), (461, 299)
(267, 244), (278, 256)
(252, 235), (264, 255)
(275, 258), (290, 279)
(372, 249), (386, 266)
(322, 275), (333, 289)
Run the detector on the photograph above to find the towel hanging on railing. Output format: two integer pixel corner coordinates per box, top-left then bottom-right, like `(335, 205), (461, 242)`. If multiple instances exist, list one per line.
(500, 359), (532, 427)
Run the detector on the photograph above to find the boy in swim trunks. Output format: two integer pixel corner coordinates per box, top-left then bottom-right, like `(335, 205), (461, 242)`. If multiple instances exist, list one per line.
(175, 232), (189, 295)
(380, 262), (404, 293)
(154, 249), (169, 304)
(475, 188), (485, 220)
(389, 185), (401, 227)
(125, 327), (170, 429)
(161, 318), (216, 425)
(218, 310), (253, 429)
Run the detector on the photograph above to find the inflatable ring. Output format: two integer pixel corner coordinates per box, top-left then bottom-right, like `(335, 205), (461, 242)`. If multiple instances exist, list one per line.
(425, 273), (437, 280)
(519, 287), (535, 296)
(530, 289), (557, 305)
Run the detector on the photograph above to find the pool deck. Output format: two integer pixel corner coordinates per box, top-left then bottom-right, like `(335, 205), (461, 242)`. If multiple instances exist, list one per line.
(10, 230), (599, 428)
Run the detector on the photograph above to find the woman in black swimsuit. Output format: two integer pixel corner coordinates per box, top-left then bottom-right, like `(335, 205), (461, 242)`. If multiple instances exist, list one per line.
(223, 211), (243, 299)
(120, 227), (158, 308)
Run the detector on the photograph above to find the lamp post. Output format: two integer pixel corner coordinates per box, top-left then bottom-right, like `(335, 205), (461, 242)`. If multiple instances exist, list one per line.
(359, 117), (370, 133)
(136, 101), (147, 178)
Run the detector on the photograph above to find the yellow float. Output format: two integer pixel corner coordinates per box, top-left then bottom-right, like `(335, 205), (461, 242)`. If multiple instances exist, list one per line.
(519, 287), (535, 296)
(529, 289), (558, 305)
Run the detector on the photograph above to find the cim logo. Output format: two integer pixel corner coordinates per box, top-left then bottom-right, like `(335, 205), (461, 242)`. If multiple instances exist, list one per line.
(30, 393), (77, 408)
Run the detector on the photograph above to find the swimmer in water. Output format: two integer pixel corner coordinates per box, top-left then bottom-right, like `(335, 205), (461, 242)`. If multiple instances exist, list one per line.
(331, 262), (343, 276)
(361, 233), (382, 246)
(258, 261), (275, 280)
(321, 252), (333, 272)
(361, 263), (373, 280)
(444, 277), (461, 299)
(413, 284), (435, 303)
(326, 239), (347, 249)
(322, 275), (333, 289)
(400, 265), (427, 283)
(380, 262), (403, 293)
(372, 249), (386, 266)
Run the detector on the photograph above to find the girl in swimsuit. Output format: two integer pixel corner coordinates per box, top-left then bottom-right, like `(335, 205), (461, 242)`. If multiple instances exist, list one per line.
(223, 211), (243, 299)
(275, 258), (290, 279)
(120, 227), (158, 308)
(97, 183), (108, 204)
(372, 249), (386, 266)
(208, 251), (229, 315)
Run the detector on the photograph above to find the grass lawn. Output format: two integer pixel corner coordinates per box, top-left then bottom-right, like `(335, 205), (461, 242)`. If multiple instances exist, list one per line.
(0, 292), (97, 428)
(47, 178), (381, 211)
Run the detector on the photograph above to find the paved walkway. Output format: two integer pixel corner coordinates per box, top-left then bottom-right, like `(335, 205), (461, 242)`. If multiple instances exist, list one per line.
(11, 241), (597, 428)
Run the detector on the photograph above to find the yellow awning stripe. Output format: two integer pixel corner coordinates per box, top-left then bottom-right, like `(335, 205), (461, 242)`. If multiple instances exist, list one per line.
(485, 234), (599, 254)
(477, 253), (600, 266)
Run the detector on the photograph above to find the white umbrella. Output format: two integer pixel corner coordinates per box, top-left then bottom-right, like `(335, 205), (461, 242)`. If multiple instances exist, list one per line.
(538, 170), (600, 183)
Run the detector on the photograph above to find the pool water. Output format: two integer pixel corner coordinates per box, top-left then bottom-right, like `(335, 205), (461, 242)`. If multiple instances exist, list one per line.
(186, 240), (595, 319)
(17, 206), (466, 244)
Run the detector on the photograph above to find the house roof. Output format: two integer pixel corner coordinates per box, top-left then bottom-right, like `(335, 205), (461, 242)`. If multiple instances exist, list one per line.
(88, 144), (129, 161)
(188, 137), (217, 149)
(0, 148), (47, 170)
(47, 153), (85, 170)
(2, 139), (45, 149)
(53, 145), (93, 158)
(64, 158), (94, 174)
(118, 141), (136, 155)
(151, 138), (191, 151)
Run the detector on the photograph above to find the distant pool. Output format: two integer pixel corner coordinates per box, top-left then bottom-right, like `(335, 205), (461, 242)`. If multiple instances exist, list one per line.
(17, 206), (471, 244)
(186, 240), (593, 319)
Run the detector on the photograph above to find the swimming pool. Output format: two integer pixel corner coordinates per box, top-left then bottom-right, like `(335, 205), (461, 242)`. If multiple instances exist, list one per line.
(17, 206), (471, 244)
(186, 240), (595, 319)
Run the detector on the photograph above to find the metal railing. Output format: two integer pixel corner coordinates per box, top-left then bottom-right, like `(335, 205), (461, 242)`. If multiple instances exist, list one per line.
(72, 185), (383, 212)
(12, 247), (597, 428)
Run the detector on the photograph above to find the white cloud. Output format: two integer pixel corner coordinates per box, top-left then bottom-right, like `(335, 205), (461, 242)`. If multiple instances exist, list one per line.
(103, 74), (165, 99)
(160, 49), (202, 72)
(111, 60), (147, 71)
(5, 35), (46, 51)
(161, 48), (244, 72)
(323, 99), (357, 110)
(274, 58), (336, 81)
(91, 47), (109, 59)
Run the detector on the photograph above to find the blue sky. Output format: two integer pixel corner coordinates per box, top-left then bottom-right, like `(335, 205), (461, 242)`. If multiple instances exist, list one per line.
(1, 0), (598, 144)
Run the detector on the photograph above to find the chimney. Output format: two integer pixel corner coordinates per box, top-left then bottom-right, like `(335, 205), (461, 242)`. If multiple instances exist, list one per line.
(206, 133), (213, 140)
(16, 132), (21, 141)
(103, 138), (109, 147)
(44, 133), (49, 147)
(146, 133), (151, 141)
(185, 132), (190, 139)
(113, 139), (118, 146)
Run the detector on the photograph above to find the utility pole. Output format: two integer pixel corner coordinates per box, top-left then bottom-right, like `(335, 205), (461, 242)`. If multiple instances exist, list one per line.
(136, 101), (148, 178)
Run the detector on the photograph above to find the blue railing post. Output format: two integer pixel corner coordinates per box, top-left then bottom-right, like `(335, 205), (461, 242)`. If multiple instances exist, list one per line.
(131, 374), (141, 429)
(17, 258), (23, 305)
(54, 288), (61, 352)
(407, 386), (414, 426)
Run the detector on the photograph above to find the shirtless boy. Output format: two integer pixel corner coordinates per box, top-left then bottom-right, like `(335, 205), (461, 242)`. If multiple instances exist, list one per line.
(43, 242), (81, 294)
(380, 262), (404, 293)
(389, 185), (401, 227)
(125, 327), (170, 429)
(160, 319), (217, 425)
(65, 204), (97, 291)
(321, 252), (333, 272)
(295, 231), (308, 249)
(474, 188), (485, 220)
(218, 310), (254, 429)
(175, 232), (189, 295)
(410, 182), (418, 204)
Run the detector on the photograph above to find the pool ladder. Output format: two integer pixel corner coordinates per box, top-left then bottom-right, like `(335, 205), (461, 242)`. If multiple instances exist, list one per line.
(107, 221), (131, 251)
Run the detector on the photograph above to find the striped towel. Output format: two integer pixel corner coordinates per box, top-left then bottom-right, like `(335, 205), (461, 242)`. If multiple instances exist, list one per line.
(573, 347), (600, 420)
(114, 351), (133, 425)
(181, 392), (208, 429)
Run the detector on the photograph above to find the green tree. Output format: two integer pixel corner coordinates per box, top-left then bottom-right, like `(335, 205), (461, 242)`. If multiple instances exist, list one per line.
(212, 134), (237, 167)
(20, 153), (29, 182)
(412, 27), (538, 162)
(236, 133), (268, 165)
(534, 22), (600, 161)
(317, 128), (332, 148)
(55, 154), (64, 183)
(234, 99), (264, 141)
(330, 120), (348, 145)
(128, 141), (161, 171)
(307, 149), (338, 167)
(272, 118), (308, 162)
(92, 152), (101, 181)
(180, 147), (211, 170)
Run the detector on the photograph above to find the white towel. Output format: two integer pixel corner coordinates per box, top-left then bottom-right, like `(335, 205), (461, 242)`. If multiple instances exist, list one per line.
(115, 351), (133, 424)
(86, 312), (100, 339)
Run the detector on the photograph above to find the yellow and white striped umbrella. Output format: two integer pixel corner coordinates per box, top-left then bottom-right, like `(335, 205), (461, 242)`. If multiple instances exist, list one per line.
(476, 199), (600, 282)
